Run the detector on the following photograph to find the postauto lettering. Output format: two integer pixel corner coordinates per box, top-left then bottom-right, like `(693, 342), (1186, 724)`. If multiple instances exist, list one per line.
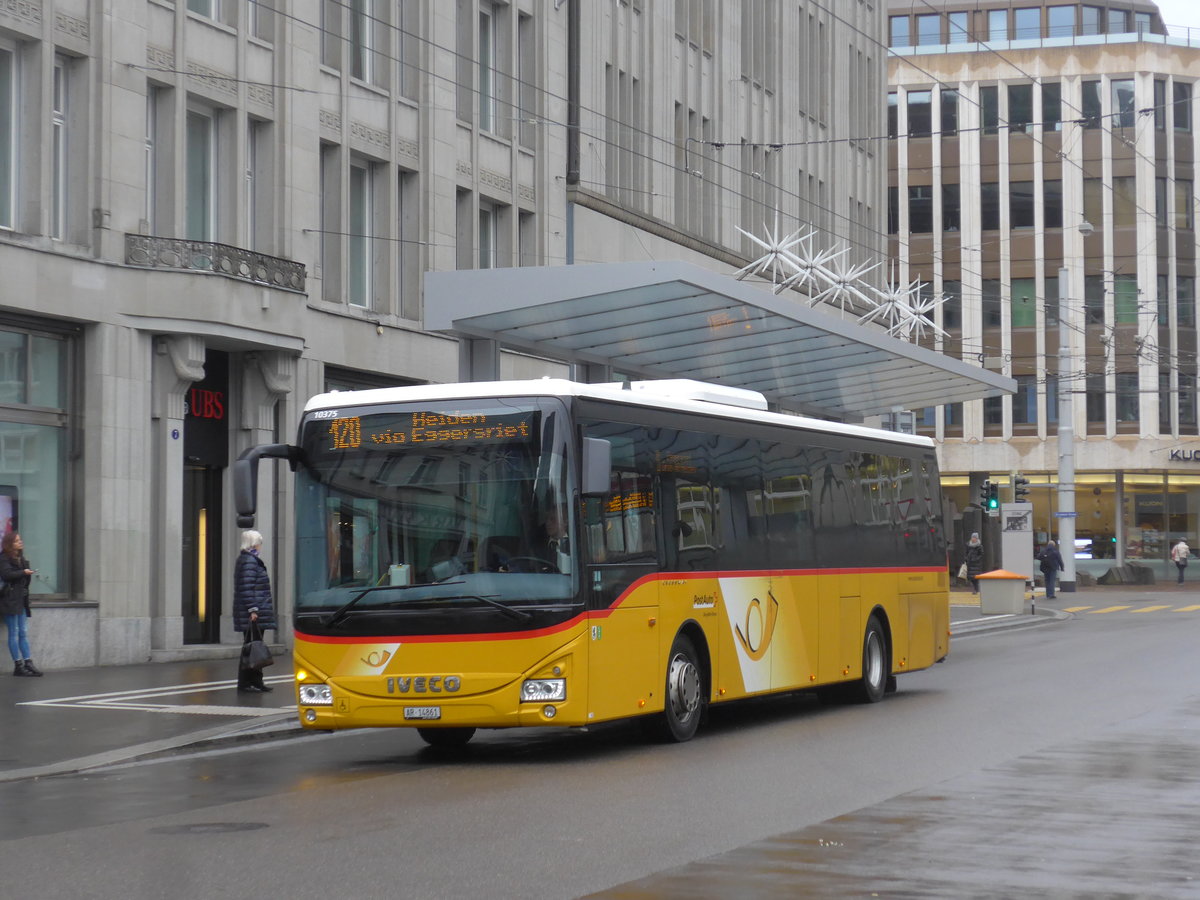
(387, 675), (463, 694)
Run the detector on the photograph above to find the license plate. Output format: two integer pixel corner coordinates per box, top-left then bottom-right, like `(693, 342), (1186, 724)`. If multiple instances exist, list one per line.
(404, 706), (441, 720)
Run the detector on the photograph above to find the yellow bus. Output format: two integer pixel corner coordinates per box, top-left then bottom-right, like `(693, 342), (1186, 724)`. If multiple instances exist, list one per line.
(235, 379), (949, 746)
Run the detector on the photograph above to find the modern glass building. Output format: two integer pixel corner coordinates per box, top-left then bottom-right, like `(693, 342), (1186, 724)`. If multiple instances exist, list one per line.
(887, 0), (1200, 578)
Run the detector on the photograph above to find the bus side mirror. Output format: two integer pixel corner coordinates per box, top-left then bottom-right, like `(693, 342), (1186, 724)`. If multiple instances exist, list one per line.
(581, 438), (611, 496)
(234, 443), (301, 527)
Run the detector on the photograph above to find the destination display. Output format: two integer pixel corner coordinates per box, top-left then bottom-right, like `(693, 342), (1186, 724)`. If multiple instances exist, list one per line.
(324, 411), (535, 451)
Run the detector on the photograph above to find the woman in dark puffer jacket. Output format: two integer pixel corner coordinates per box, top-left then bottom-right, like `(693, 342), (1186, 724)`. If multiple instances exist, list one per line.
(234, 530), (277, 693)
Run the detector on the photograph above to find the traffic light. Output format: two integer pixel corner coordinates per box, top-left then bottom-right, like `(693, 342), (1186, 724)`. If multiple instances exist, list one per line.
(979, 479), (999, 511)
(1013, 474), (1030, 502)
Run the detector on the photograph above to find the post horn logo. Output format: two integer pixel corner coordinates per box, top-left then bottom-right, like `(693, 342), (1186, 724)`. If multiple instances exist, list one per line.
(361, 649), (392, 668)
(734, 591), (779, 661)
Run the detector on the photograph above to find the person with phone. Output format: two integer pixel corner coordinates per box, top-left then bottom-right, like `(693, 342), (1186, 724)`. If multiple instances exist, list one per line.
(0, 532), (41, 676)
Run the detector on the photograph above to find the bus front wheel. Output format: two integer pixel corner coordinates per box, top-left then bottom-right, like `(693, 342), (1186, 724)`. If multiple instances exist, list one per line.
(851, 615), (888, 704)
(650, 633), (704, 742)
(417, 726), (476, 748)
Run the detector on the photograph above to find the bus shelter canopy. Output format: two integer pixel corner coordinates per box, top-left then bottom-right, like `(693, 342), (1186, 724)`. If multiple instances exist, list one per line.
(424, 261), (1014, 421)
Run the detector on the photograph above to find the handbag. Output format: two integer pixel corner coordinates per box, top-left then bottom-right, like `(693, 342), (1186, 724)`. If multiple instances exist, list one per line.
(243, 639), (274, 670)
(957, 562), (968, 580)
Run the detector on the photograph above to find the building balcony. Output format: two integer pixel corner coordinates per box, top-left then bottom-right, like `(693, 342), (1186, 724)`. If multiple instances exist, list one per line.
(125, 234), (306, 293)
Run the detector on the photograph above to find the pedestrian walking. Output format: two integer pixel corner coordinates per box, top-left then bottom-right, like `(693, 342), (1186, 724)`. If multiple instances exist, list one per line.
(1171, 537), (1190, 584)
(0, 532), (41, 676)
(1037, 540), (1065, 599)
(964, 532), (985, 594)
(234, 530), (277, 693)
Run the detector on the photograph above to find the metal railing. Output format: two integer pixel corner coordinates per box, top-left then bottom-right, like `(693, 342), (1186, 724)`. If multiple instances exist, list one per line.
(125, 234), (307, 293)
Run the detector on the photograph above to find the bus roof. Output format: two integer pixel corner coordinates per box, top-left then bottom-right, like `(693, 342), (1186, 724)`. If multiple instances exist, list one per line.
(304, 379), (936, 450)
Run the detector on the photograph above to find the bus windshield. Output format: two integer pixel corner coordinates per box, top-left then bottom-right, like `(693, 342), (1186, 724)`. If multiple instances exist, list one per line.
(293, 397), (575, 620)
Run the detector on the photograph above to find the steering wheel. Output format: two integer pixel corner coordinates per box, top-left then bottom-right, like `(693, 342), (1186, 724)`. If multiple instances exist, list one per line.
(499, 556), (560, 574)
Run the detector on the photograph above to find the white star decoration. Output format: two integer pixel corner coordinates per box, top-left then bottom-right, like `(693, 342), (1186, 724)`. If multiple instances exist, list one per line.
(736, 214), (947, 341)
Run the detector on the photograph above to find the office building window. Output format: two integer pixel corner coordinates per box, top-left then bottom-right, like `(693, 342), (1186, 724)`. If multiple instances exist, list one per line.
(348, 160), (374, 308)
(948, 11), (969, 43)
(983, 280), (1003, 327)
(1009, 84), (1033, 131)
(1181, 374), (1198, 430)
(1047, 5), (1074, 37)
(1114, 275), (1139, 325)
(1081, 5), (1102, 35)
(188, 0), (217, 18)
(0, 43), (13, 230)
(981, 85), (999, 135)
(1113, 176), (1137, 227)
(981, 182), (1000, 230)
(1116, 373), (1139, 422)
(1086, 374), (1106, 423)
(942, 281), (962, 329)
(1014, 375), (1037, 424)
(1176, 82), (1193, 133)
(246, 119), (271, 252)
(1111, 79), (1136, 128)
(1011, 181), (1035, 228)
(1013, 8), (1040, 40)
(889, 16), (909, 48)
(479, 202), (498, 269)
(1045, 273), (1060, 325)
(1108, 9), (1130, 33)
(321, 0), (342, 70)
(908, 91), (932, 137)
(887, 186), (898, 234)
(1012, 278), (1037, 327)
(1161, 371), (1173, 433)
(51, 57), (68, 241)
(1177, 180), (1194, 230)
(1044, 179), (1063, 228)
(1046, 374), (1059, 425)
(350, 0), (373, 83)
(1136, 12), (1153, 34)
(186, 109), (216, 241)
(943, 182), (960, 231)
(1157, 177), (1169, 226)
(249, 0), (274, 41)
(479, 2), (498, 132)
(1042, 81), (1062, 131)
(908, 184), (933, 233)
(983, 395), (1003, 428)
(1084, 177), (1103, 227)
(1085, 275), (1105, 325)
(988, 10), (1008, 41)
(1179, 276), (1196, 327)
(887, 93), (898, 139)
(941, 88), (959, 136)
(1082, 80), (1102, 128)
(916, 14), (940, 45)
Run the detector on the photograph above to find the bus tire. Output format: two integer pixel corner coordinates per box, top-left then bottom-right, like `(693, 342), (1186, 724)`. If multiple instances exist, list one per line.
(417, 726), (476, 748)
(851, 615), (888, 704)
(651, 633), (705, 742)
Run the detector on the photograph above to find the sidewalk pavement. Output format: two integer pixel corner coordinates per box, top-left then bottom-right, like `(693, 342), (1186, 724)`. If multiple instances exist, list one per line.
(2, 582), (1192, 783)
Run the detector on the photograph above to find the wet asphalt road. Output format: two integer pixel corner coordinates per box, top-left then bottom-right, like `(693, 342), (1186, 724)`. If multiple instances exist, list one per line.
(5, 604), (1200, 898)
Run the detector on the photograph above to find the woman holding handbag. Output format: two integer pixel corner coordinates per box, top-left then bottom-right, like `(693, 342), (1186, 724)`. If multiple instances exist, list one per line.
(0, 532), (41, 676)
(234, 530), (277, 693)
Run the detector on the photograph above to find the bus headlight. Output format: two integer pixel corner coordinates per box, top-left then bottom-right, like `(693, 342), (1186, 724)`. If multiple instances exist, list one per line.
(521, 678), (566, 702)
(298, 683), (333, 706)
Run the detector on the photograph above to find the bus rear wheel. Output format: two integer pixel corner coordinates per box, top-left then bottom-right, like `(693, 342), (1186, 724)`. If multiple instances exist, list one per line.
(417, 726), (476, 748)
(851, 615), (888, 704)
(649, 633), (704, 742)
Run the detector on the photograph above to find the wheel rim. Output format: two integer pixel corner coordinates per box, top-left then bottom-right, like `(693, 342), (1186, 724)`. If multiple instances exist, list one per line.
(864, 630), (884, 690)
(667, 651), (701, 724)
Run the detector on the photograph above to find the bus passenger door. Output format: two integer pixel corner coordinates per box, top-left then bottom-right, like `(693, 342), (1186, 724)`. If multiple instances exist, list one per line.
(817, 572), (861, 684)
(581, 484), (660, 724)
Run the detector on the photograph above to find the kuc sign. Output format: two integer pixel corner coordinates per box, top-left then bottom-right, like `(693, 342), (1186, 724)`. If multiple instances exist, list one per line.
(1169, 448), (1200, 461)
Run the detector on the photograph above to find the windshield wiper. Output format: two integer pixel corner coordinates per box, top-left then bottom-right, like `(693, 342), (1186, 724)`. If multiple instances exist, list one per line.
(459, 594), (533, 623)
(323, 580), (464, 628)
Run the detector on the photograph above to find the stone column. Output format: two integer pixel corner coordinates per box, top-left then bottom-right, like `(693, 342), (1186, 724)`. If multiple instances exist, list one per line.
(150, 335), (205, 651)
(236, 351), (296, 643)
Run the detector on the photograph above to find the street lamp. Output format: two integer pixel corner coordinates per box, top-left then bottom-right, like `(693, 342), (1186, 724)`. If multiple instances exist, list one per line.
(1054, 220), (1093, 590)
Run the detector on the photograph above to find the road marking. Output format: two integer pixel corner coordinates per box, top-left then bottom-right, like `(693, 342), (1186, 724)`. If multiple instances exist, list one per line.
(1174, 605), (1200, 612)
(1087, 606), (1132, 614)
(18, 675), (295, 717)
(1131, 605), (1171, 613)
(1063, 606), (1092, 612)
